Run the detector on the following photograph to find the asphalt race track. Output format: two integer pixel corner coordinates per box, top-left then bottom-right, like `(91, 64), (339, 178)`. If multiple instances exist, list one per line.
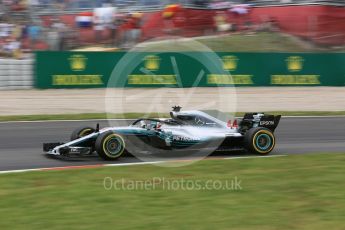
(0, 117), (344, 171)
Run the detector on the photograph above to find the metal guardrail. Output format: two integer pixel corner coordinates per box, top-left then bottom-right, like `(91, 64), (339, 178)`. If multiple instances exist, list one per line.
(0, 59), (33, 90)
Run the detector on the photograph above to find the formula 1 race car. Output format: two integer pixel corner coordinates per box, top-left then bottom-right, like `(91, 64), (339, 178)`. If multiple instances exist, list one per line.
(44, 107), (281, 161)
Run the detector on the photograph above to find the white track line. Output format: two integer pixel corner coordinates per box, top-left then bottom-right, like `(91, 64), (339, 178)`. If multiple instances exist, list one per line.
(0, 155), (288, 175)
(104, 161), (165, 168)
(223, 155), (288, 160)
(0, 165), (104, 175)
(0, 168), (42, 174)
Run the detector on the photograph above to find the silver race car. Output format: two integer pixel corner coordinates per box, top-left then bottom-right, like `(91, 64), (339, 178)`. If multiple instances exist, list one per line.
(44, 106), (281, 160)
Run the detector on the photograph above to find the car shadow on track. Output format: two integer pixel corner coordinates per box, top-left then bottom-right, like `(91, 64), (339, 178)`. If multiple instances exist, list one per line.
(44, 150), (253, 162)
(44, 154), (103, 162)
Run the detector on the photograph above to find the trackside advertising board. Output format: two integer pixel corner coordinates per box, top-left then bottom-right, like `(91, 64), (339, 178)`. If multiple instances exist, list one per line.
(35, 52), (345, 88)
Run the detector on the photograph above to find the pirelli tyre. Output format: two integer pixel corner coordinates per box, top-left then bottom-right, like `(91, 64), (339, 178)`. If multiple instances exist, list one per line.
(244, 127), (275, 155)
(71, 127), (95, 141)
(95, 131), (126, 161)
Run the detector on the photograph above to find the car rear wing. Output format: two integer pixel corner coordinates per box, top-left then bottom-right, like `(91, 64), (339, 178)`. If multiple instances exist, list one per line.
(241, 113), (281, 132)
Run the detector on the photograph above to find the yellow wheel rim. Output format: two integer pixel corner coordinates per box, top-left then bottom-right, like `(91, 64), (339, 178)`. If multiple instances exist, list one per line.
(252, 130), (275, 154)
(102, 134), (125, 158)
(79, 128), (93, 137)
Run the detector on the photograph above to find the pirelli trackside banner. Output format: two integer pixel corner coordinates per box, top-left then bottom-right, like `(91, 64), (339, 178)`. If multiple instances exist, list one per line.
(35, 52), (345, 88)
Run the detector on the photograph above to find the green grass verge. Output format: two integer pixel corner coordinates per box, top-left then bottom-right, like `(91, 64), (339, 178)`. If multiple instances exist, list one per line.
(138, 32), (335, 52)
(0, 111), (345, 122)
(0, 153), (345, 229)
(196, 32), (313, 52)
(81, 32), (344, 52)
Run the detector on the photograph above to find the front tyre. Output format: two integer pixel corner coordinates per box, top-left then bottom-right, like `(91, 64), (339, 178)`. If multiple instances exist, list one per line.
(95, 131), (126, 161)
(71, 127), (95, 141)
(244, 127), (275, 155)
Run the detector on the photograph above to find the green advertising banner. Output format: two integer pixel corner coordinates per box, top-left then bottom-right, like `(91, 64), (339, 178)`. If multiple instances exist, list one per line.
(35, 51), (345, 88)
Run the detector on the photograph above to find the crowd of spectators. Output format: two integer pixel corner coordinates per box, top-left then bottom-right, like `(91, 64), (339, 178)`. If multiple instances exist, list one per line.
(1, 0), (70, 11)
(0, 20), (25, 58)
(0, 17), (52, 58)
(0, 13), (144, 58)
(0, 0), (258, 58)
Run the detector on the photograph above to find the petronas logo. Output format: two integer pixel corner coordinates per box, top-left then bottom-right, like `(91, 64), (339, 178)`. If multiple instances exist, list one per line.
(69, 55), (87, 71)
(144, 55), (160, 71)
(286, 56), (304, 72)
(222, 55), (238, 71)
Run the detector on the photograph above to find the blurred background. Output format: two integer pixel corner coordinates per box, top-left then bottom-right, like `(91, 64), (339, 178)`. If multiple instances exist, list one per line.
(1, 2), (345, 228)
(0, 0), (344, 59)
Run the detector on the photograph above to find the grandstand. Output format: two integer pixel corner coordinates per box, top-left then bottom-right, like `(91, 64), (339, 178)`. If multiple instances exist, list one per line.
(0, 0), (344, 57)
(22, 0), (345, 14)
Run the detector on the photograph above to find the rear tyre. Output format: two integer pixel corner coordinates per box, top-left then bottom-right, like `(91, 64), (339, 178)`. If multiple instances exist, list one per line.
(71, 127), (95, 141)
(95, 131), (126, 161)
(244, 127), (275, 155)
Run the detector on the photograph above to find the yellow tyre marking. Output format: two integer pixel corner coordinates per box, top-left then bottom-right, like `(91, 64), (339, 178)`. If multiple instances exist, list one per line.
(79, 129), (92, 137)
(252, 130), (275, 154)
(102, 134), (125, 158)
